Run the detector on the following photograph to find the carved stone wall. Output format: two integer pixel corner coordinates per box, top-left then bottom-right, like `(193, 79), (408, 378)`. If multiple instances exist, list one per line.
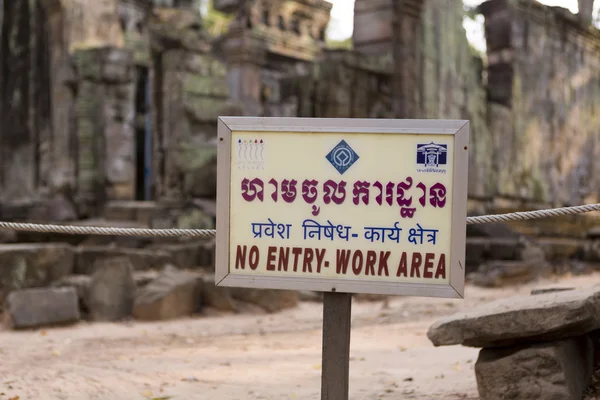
(481, 0), (600, 207)
(150, 8), (230, 200)
(420, 0), (491, 200)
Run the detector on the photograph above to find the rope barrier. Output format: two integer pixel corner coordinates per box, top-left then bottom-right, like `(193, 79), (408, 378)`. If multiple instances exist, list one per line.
(0, 203), (598, 237)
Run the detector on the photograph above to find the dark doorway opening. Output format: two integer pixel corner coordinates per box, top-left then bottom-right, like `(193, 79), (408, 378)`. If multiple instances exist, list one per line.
(134, 65), (150, 200)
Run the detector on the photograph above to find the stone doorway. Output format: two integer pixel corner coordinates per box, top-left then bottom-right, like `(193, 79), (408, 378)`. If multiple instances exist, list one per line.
(134, 65), (151, 200)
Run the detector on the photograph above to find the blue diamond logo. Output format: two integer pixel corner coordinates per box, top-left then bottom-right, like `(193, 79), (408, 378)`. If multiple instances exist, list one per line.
(326, 140), (359, 175)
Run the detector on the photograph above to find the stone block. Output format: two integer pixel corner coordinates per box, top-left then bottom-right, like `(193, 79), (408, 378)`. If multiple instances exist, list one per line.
(427, 286), (600, 348)
(229, 287), (298, 313)
(0, 243), (75, 304)
(87, 257), (135, 321)
(4, 287), (80, 329)
(133, 266), (200, 321)
(475, 336), (594, 400)
(198, 274), (237, 312)
(75, 246), (171, 274)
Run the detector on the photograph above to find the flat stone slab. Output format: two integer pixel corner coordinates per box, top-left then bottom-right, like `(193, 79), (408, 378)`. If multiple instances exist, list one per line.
(4, 287), (80, 329)
(427, 286), (600, 348)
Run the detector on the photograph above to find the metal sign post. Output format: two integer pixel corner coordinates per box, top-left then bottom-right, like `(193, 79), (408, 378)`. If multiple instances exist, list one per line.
(321, 292), (352, 400)
(215, 117), (470, 399)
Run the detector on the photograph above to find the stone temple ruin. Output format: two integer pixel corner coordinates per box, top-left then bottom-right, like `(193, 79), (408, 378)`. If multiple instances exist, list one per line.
(0, 0), (600, 322)
(2, 1), (600, 397)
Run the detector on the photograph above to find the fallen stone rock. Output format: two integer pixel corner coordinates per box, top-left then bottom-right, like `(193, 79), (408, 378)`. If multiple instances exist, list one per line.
(87, 257), (135, 321)
(427, 286), (600, 348)
(475, 336), (594, 400)
(198, 275), (237, 312)
(229, 287), (298, 313)
(75, 246), (171, 274)
(4, 287), (80, 329)
(133, 266), (200, 321)
(0, 243), (75, 304)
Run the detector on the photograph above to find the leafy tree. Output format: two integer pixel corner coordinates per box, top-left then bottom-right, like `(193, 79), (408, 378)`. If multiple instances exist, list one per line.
(327, 36), (352, 49)
(196, 0), (233, 37)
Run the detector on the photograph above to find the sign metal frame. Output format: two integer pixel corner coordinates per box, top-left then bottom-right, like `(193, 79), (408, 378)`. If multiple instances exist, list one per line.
(216, 117), (469, 299)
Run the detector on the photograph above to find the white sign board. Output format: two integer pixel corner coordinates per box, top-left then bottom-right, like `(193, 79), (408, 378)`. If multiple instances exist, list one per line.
(216, 118), (469, 298)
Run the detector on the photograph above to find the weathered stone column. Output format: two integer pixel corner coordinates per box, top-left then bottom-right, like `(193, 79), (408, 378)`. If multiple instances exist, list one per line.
(578, 0), (595, 26)
(222, 23), (266, 116)
(75, 47), (136, 215)
(352, 0), (393, 55)
(392, 0), (426, 118)
(40, 0), (124, 201)
(43, 0), (77, 194)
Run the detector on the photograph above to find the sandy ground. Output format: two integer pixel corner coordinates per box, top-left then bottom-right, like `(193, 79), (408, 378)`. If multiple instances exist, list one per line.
(0, 273), (598, 400)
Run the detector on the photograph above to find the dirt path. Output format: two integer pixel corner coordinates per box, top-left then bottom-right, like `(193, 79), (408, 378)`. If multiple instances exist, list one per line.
(0, 273), (597, 400)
